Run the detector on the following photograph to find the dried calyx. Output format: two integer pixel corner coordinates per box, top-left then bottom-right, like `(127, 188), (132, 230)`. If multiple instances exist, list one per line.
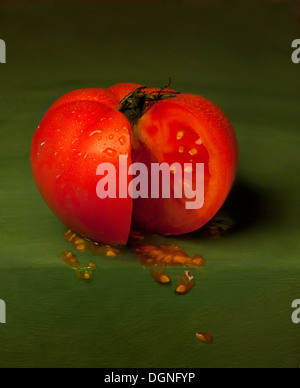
(119, 79), (180, 124)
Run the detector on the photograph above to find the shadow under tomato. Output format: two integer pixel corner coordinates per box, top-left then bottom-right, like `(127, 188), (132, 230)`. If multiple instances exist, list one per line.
(187, 177), (274, 240)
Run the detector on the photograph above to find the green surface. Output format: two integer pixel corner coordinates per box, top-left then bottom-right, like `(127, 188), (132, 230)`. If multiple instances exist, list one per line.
(0, 0), (300, 368)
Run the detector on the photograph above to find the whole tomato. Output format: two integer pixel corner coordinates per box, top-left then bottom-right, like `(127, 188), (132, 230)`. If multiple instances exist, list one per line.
(31, 82), (238, 245)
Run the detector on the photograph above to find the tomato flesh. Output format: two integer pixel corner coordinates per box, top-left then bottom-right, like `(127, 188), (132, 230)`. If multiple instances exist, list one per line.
(132, 101), (213, 235)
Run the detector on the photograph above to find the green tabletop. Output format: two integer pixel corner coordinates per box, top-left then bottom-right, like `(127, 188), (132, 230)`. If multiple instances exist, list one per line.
(0, 0), (300, 368)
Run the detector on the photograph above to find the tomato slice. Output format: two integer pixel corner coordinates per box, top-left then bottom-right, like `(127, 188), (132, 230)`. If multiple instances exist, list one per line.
(131, 99), (238, 235)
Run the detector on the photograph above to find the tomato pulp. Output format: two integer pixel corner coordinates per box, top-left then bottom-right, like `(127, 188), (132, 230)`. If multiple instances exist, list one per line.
(31, 83), (238, 245)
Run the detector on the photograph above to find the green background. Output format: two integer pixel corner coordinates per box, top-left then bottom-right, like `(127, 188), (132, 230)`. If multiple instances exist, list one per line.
(0, 0), (300, 368)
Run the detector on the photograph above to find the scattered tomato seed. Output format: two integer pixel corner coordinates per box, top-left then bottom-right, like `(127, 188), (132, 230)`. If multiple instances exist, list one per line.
(192, 255), (206, 266)
(150, 269), (171, 284)
(196, 332), (213, 344)
(75, 243), (88, 252)
(75, 266), (96, 283)
(73, 237), (84, 245)
(133, 244), (205, 268)
(64, 229), (122, 258)
(106, 250), (117, 257)
(60, 251), (79, 267)
(176, 284), (187, 294)
(176, 270), (195, 295)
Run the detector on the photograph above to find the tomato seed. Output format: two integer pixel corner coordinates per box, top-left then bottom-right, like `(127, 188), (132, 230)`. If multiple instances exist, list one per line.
(150, 269), (171, 284)
(106, 250), (117, 257)
(195, 332), (213, 344)
(60, 251), (79, 267)
(176, 270), (195, 295)
(189, 148), (198, 156)
(75, 244), (87, 252)
(177, 131), (185, 140)
(192, 255), (206, 266)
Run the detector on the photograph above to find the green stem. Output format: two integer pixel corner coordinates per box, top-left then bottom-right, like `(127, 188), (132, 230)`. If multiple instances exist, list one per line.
(118, 80), (180, 125)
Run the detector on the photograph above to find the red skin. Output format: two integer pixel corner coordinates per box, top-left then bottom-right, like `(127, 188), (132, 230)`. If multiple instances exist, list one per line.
(31, 83), (238, 244)
(31, 92), (132, 245)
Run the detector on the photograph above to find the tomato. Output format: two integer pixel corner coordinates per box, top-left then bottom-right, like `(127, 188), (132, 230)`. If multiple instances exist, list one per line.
(31, 82), (238, 245)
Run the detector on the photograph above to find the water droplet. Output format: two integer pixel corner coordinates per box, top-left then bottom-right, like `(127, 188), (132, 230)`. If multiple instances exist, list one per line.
(177, 131), (185, 140)
(56, 175), (61, 180)
(118, 136), (126, 146)
(40, 141), (45, 148)
(103, 147), (117, 157)
(89, 130), (102, 137)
